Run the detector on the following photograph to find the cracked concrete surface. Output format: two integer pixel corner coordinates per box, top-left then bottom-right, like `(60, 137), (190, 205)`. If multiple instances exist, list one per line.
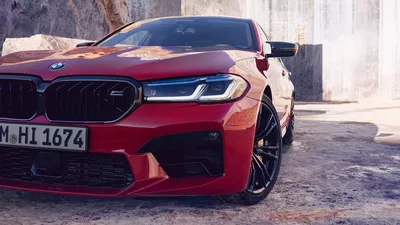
(0, 101), (399, 225)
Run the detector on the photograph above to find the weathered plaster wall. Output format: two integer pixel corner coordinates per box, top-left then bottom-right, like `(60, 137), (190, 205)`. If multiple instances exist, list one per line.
(181, 0), (247, 17)
(309, 0), (380, 101)
(379, 0), (400, 100)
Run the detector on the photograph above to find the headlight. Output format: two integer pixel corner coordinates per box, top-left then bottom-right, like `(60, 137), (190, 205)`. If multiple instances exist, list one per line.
(143, 74), (248, 102)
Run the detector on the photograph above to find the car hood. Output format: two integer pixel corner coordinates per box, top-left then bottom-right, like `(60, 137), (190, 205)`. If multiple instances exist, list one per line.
(0, 46), (256, 81)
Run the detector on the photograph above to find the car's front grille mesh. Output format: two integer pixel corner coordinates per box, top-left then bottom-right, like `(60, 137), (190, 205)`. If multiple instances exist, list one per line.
(0, 79), (37, 119)
(0, 147), (134, 189)
(0, 76), (141, 122)
(45, 80), (138, 122)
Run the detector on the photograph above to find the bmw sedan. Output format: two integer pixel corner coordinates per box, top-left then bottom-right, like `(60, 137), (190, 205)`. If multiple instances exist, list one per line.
(0, 16), (297, 205)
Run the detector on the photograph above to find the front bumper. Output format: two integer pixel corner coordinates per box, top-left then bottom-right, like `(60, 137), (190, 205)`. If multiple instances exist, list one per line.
(0, 96), (260, 197)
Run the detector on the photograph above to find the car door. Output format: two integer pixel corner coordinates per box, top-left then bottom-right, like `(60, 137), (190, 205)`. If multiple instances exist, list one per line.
(277, 58), (294, 117)
(257, 25), (290, 123)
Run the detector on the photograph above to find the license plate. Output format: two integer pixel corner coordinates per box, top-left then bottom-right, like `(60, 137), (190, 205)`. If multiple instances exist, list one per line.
(0, 123), (88, 152)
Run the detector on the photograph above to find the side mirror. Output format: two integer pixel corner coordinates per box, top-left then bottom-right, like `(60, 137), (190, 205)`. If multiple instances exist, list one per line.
(76, 42), (96, 48)
(266, 42), (298, 58)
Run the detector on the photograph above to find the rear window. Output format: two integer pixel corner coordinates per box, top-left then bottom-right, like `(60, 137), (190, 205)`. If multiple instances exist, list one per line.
(98, 18), (255, 51)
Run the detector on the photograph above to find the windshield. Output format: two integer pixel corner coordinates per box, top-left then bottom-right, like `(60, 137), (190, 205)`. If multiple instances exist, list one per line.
(97, 17), (255, 51)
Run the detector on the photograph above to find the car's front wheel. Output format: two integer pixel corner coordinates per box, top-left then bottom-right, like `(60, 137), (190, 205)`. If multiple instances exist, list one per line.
(215, 95), (282, 205)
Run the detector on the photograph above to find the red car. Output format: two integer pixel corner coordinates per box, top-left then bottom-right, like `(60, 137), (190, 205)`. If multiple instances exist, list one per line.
(0, 16), (297, 205)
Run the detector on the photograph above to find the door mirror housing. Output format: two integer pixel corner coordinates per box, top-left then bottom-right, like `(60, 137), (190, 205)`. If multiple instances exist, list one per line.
(265, 42), (298, 58)
(76, 42), (96, 47)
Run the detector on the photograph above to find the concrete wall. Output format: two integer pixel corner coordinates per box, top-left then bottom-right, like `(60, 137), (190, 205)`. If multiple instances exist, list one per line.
(183, 0), (399, 101)
(379, 0), (400, 100)
(0, 0), (398, 101)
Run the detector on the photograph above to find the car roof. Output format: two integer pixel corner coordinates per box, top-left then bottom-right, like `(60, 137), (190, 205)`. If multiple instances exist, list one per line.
(135, 16), (253, 24)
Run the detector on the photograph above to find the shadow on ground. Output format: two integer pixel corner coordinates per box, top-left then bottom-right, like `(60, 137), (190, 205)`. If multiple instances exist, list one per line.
(0, 118), (399, 225)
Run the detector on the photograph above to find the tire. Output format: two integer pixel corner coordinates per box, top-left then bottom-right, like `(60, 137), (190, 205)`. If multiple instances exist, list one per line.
(215, 95), (282, 205)
(283, 100), (294, 145)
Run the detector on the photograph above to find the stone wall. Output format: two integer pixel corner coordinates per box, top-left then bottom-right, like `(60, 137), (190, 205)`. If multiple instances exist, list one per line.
(0, 0), (181, 55)
(1, 34), (89, 56)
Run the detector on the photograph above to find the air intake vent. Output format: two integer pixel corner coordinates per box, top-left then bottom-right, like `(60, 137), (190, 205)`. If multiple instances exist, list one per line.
(0, 147), (134, 189)
(138, 131), (224, 177)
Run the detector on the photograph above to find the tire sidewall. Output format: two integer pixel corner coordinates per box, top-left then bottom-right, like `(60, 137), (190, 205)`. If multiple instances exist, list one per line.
(243, 95), (283, 202)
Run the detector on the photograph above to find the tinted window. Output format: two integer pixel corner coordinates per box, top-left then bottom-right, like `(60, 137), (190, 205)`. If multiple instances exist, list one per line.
(118, 30), (149, 46)
(98, 18), (255, 51)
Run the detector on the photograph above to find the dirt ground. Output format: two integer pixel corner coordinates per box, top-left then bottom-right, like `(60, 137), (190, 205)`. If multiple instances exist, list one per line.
(0, 101), (399, 225)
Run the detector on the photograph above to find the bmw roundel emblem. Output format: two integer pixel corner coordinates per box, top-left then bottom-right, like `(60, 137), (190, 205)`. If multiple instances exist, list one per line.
(49, 62), (66, 71)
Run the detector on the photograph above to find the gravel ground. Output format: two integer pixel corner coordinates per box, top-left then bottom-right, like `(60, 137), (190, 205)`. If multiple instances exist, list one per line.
(0, 101), (399, 225)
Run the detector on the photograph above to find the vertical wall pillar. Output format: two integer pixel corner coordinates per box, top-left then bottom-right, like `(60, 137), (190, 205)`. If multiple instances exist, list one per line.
(395, 1), (400, 99)
(342, 0), (353, 100)
(313, 0), (323, 44)
(379, 0), (396, 99)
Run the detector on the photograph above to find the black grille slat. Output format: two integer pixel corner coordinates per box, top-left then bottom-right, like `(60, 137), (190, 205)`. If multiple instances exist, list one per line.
(55, 82), (69, 117)
(45, 79), (139, 122)
(0, 147), (133, 189)
(8, 82), (11, 116)
(0, 79), (37, 119)
(19, 83), (22, 110)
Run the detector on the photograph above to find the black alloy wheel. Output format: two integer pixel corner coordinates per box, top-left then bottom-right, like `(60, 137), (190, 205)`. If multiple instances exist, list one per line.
(247, 96), (281, 195)
(215, 95), (282, 205)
